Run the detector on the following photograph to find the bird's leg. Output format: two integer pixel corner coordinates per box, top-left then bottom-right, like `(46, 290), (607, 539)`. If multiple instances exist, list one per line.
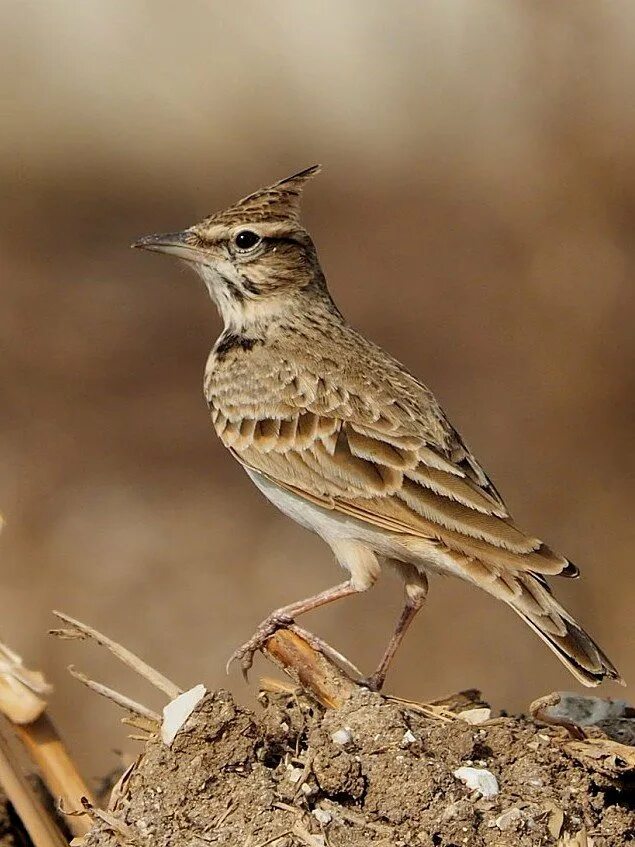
(226, 580), (362, 680)
(364, 565), (428, 692)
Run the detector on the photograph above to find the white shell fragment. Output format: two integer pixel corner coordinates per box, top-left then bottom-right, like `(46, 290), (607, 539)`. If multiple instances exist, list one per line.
(402, 729), (417, 745)
(453, 766), (499, 798)
(331, 727), (353, 746)
(457, 707), (492, 725)
(161, 684), (206, 746)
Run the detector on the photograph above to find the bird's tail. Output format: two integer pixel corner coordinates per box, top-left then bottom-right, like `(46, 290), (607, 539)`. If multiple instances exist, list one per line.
(506, 575), (623, 687)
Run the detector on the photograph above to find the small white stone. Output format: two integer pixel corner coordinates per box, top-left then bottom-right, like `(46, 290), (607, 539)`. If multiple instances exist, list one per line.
(312, 808), (332, 825)
(402, 729), (417, 745)
(161, 684), (206, 746)
(457, 707), (492, 725)
(453, 766), (499, 798)
(287, 766), (304, 784)
(494, 808), (521, 831)
(331, 727), (353, 746)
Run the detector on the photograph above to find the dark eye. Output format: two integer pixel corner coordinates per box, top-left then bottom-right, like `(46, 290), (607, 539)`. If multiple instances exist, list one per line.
(234, 230), (261, 251)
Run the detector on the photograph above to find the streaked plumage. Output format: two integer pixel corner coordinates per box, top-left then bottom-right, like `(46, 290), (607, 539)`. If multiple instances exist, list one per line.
(134, 166), (621, 690)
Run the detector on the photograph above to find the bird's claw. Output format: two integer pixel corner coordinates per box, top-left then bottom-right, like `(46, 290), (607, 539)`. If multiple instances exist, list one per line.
(226, 612), (294, 679)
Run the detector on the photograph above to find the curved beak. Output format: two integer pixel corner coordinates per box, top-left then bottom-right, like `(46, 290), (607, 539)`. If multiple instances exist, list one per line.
(131, 230), (203, 261)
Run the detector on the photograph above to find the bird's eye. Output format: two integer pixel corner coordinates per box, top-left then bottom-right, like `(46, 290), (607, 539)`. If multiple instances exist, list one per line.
(234, 230), (261, 251)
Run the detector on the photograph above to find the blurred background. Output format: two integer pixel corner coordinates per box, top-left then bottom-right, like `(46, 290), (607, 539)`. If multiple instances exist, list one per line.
(0, 1), (633, 778)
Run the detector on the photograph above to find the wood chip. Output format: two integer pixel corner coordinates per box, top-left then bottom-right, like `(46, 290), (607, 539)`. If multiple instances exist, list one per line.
(544, 800), (564, 839)
(564, 735), (635, 776)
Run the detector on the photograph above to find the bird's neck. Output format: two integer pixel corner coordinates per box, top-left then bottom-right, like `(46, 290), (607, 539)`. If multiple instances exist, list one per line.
(218, 285), (344, 347)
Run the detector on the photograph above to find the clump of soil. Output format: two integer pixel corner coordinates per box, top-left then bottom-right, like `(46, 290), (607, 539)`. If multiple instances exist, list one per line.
(82, 687), (635, 847)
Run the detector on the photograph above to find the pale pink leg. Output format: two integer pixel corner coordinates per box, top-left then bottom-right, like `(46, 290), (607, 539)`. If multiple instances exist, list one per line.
(227, 580), (361, 680)
(365, 565), (428, 692)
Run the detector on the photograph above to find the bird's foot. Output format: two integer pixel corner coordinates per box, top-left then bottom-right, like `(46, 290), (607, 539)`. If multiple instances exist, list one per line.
(360, 670), (385, 692)
(226, 611), (294, 680)
(226, 616), (362, 683)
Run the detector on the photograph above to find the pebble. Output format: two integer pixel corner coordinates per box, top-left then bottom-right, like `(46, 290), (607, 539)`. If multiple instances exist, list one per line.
(457, 707), (492, 725)
(402, 729), (417, 745)
(312, 808), (332, 825)
(286, 766), (304, 784)
(493, 808), (521, 831)
(331, 727), (353, 745)
(453, 766), (499, 798)
(546, 692), (632, 726)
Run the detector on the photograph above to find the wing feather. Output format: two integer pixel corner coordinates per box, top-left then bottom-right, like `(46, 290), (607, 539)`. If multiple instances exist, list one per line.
(210, 369), (571, 578)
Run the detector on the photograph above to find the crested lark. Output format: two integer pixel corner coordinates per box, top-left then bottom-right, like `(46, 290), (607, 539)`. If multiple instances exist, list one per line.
(134, 166), (621, 691)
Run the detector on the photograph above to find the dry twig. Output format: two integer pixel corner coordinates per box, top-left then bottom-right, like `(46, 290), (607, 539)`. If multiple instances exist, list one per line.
(52, 611), (182, 700)
(262, 629), (359, 709)
(0, 714), (68, 847)
(0, 638), (94, 837)
(68, 665), (161, 723)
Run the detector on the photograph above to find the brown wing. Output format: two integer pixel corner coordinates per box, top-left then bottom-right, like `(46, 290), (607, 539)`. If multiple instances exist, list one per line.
(211, 395), (574, 580)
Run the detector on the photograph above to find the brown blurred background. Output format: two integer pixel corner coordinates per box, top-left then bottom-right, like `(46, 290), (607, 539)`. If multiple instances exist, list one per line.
(0, 1), (633, 777)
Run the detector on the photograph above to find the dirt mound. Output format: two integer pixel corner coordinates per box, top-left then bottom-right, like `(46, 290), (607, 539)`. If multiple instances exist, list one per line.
(80, 686), (635, 847)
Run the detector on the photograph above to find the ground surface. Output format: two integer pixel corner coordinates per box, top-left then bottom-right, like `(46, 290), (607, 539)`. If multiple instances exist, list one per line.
(79, 687), (635, 847)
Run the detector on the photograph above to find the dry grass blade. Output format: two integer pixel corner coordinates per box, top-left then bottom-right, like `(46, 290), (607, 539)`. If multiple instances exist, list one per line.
(0, 715), (68, 847)
(0, 638), (50, 724)
(258, 676), (298, 697)
(68, 665), (161, 723)
(0, 637), (93, 836)
(386, 695), (457, 722)
(291, 820), (329, 847)
(17, 713), (95, 836)
(52, 611), (182, 699)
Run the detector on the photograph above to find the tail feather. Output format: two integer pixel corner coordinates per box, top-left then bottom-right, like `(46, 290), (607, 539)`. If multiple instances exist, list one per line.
(412, 537), (622, 686)
(509, 588), (623, 687)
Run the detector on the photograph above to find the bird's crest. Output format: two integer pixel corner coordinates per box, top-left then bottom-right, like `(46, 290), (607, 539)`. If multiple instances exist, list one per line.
(210, 165), (321, 227)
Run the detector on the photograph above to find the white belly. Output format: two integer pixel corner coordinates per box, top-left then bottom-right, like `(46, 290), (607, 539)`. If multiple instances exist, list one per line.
(243, 467), (472, 585)
(246, 468), (380, 544)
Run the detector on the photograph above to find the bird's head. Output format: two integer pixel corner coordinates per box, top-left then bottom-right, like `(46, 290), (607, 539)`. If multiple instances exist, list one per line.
(133, 165), (326, 329)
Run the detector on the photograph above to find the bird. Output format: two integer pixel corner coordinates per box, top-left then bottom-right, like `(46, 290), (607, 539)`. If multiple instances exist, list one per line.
(133, 165), (622, 691)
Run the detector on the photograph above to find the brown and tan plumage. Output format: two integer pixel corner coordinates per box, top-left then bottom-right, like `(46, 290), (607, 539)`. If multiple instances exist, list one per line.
(133, 166), (622, 690)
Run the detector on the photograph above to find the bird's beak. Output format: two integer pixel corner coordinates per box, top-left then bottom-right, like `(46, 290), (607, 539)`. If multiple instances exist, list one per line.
(131, 230), (204, 261)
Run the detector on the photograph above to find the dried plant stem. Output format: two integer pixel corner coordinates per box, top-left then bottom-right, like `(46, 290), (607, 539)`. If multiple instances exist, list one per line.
(16, 712), (95, 835)
(68, 666), (161, 723)
(262, 629), (358, 709)
(0, 715), (68, 847)
(52, 611), (181, 700)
